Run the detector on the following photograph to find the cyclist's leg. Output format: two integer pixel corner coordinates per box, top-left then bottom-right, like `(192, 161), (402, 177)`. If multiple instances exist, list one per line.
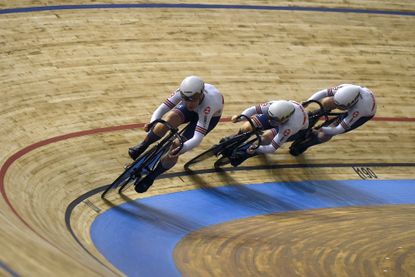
(238, 129), (273, 149)
(237, 116), (274, 149)
(221, 114), (264, 143)
(343, 115), (374, 133)
(293, 113), (348, 154)
(260, 129), (275, 145)
(229, 119), (274, 167)
(139, 115), (220, 190)
(313, 115), (373, 145)
(134, 139), (181, 192)
(229, 146), (255, 167)
(293, 129), (327, 154)
(242, 114), (269, 132)
(129, 108), (185, 160)
(134, 106), (195, 192)
(205, 115), (221, 135)
(160, 107), (215, 166)
(238, 120), (255, 133)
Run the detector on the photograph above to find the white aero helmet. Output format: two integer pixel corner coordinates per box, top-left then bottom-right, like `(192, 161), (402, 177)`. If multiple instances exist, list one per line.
(179, 75), (204, 101)
(334, 85), (361, 109)
(268, 100), (295, 124)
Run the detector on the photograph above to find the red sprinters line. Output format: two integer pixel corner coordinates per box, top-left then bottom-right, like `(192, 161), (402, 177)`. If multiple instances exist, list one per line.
(372, 116), (415, 122)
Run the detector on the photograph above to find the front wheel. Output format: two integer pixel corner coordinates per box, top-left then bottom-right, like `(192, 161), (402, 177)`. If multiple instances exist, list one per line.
(117, 177), (135, 194)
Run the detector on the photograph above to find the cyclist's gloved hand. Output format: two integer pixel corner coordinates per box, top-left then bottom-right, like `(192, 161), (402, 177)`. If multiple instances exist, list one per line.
(246, 144), (257, 155)
(231, 115), (240, 123)
(301, 100), (311, 108)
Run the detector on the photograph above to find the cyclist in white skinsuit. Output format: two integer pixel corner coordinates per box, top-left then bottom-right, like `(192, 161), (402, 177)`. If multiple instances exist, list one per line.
(296, 84), (377, 154)
(129, 76), (224, 192)
(228, 100), (309, 166)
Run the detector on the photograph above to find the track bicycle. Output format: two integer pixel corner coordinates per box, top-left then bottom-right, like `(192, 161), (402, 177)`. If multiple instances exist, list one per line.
(101, 119), (185, 198)
(289, 100), (343, 156)
(184, 114), (263, 170)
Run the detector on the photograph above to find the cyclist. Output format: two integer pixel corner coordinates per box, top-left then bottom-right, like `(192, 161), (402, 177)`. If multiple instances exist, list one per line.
(294, 84), (377, 154)
(227, 100), (309, 166)
(129, 76), (224, 193)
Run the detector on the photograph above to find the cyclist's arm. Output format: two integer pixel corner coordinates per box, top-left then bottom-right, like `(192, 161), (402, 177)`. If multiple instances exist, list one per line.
(320, 124), (346, 136)
(255, 142), (279, 154)
(179, 105), (217, 153)
(150, 104), (171, 122)
(255, 127), (294, 154)
(308, 84), (351, 102)
(255, 134), (284, 154)
(307, 89), (329, 101)
(150, 90), (181, 122)
(241, 102), (269, 118)
(321, 108), (362, 136)
(240, 106), (258, 117)
(179, 131), (204, 154)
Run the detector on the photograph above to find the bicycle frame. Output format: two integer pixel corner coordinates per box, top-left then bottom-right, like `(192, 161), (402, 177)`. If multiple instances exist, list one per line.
(101, 119), (185, 198)
(289, 100), (343, 155)
(221, 114), (262, 154)
(184, 114), (263, 170)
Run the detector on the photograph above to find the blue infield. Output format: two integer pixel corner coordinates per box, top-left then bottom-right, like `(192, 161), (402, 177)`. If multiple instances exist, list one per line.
(91, 179), (415, 276)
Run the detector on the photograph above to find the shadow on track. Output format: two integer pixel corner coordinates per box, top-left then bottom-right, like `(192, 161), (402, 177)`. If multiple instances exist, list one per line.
(186, 167), (301, 213)
(102, 195), (203, 234)
(186, 154), (387, 215)
(288, 154), (386, 204)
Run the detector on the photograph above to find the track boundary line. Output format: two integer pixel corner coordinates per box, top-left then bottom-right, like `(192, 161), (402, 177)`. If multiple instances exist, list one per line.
(1, 4), (415, 16)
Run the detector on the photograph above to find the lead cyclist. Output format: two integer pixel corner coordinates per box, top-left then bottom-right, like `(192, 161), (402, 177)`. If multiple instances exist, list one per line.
(128, 76), (224, 193)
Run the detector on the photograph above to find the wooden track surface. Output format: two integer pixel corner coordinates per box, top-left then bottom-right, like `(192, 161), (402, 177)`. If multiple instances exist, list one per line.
(1, 1), (414, 276)
(175, 205), (415, 276)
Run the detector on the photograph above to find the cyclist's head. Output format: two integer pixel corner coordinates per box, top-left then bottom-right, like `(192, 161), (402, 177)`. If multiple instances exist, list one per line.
(268, 100), (295, 124)
(334, 85), (361, 109)
(179, 76), (204, 102)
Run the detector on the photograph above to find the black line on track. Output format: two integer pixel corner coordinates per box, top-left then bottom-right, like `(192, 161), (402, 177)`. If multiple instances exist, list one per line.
(1, 4), (415, 16)
(65, 187), (122, 276)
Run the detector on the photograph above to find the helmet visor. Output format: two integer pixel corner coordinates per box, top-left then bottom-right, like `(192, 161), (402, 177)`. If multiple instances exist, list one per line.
(268, 110), (294, 125)
(268, 115), (286, 125)
(180, 91), (201, 102)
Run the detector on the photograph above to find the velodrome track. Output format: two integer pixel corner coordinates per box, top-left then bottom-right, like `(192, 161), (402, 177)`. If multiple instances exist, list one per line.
(1, 1), (415, 276)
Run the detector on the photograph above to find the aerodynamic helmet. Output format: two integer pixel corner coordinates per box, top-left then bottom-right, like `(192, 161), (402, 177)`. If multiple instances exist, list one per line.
(334, 85), (361, 109)
(268, 100), (295, 124)
(179, 76), (205, 101)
